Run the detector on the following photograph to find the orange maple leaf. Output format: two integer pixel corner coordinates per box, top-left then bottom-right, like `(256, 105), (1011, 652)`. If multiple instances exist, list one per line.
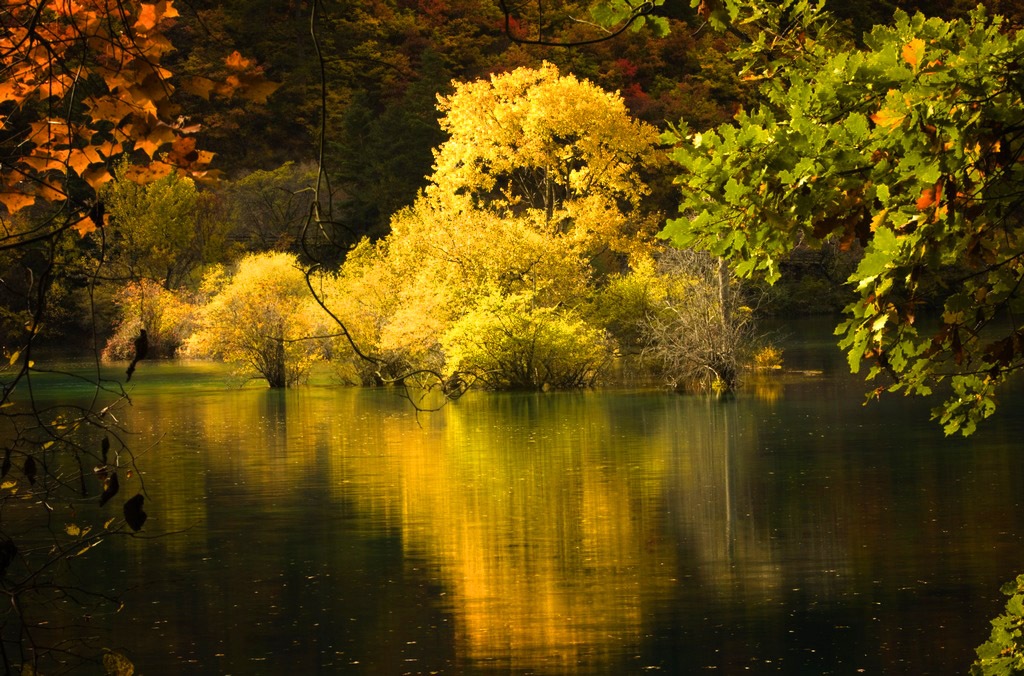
(136, 4), (158, 31)
(36, 181), (65, 202)
(916, 180), (944, 212)
(72, 218), (98, 238)
(82, 165), (113, 191)
(168, 136), (199, 166)
(916, 187), (935, 211)
(0, 192), (36, 214)
(0, 80), (29, 106)
(135, 1), (178, 32)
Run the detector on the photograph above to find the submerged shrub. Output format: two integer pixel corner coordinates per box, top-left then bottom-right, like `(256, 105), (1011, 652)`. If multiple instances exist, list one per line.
(180, 252), (331, 387)
(442, 292), (612, 390)
(104, 279), (196, 360)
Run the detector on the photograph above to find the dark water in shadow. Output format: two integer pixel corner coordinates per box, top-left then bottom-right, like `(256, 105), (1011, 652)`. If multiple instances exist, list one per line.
(17, 327), (1024, 674)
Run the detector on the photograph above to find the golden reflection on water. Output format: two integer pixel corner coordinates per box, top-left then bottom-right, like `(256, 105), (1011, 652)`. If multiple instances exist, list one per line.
(394, 394), (672, 670)
(129, 384), (787, 671)
(105, 365), (1024, 674)
(353, 391), (779, 670)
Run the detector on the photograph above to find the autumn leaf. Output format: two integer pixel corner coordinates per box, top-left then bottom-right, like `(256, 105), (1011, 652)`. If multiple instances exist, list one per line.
(73, 217), (99, 238)
(870, 108), (906, 130)
(916, 181), (944, 212)
(128, 72), (172, 112)
(225, 50), (255, 70)
(157, 1), (181, 20)
(167, 136), (200, 166)
(181, 77), (216, 100)
(0, 80), (29, 106)
(902, 38), (925, 72)
(68, 149), (97, 177)
(84, 96), (137, 126)
(136, 4), (158, 31)
(36, 181), (65, 203)
(21, 152), (68, 174)
(0, 192), (36, 214)
(235, 76), (281, 104)
(129, 118), (176, 158)
(82, 165), (113, 191)
(870, 208), (888, 232)
(135, 0), (179, 32)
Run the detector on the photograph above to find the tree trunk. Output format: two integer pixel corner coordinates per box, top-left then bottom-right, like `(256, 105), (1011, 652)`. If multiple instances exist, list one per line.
(717, 256), (731, 335)
(716, 256), (738, 392)
(266, 337), (287, 388)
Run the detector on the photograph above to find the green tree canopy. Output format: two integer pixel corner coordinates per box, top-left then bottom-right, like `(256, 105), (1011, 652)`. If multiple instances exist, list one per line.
(101, 167), (230, 290)
(661, 0), (1024, 434)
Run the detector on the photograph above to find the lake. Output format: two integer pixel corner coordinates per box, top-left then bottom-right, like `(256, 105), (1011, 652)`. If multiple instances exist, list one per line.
(15, 325), (1024, 674)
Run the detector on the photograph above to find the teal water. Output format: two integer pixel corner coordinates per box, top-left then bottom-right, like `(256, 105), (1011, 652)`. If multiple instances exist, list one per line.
(9, 330), (1024, 674)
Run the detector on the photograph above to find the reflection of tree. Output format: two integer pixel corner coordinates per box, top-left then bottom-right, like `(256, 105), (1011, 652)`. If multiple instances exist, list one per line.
(390, 393), (677, 669)
(120, 377), (1024, 671)
(661, 397), (786, 593)
(95, 370), (1024, 672)
(125, 378), (869, 667)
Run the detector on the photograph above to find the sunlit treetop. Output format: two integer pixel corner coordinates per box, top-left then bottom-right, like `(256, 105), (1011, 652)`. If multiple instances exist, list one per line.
(661, 0), (1024, 434)
(0, 0), (277, 238)
(430, 62), (664, 257)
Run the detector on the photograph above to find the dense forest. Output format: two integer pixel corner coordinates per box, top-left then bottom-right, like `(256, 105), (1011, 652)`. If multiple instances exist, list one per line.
(13, 0), (777, 399)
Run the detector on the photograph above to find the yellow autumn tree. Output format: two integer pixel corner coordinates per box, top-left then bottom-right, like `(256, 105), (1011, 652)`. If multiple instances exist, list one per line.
(182, 252), (332, 387)
(431, 61), (663, 260)
(326, 64), (664, 390)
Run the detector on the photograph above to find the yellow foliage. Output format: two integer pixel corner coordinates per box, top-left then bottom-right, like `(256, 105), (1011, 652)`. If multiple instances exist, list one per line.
(433, 63), (661, 209)
(103, 278), (197, 360)
(442, 291), (611, 389)
(753, 345), (784, 370)
(327, 64), (663, 387)
(182, 252), (331, 386)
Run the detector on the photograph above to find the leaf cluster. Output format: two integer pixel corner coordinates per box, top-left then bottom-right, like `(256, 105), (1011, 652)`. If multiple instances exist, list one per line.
(1, 0), (280, 246)
(973, 574), (1024, 675)
(663, 0), (1024, 434)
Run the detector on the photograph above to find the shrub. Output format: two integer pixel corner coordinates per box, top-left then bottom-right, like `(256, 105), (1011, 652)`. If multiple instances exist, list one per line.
(103, 279), (196, 360)
(180, 252), (332, 387)
(442, 292), (612, 390)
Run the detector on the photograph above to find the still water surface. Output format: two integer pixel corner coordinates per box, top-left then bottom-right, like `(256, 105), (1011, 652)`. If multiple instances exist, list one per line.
(38, 329), (1024, 674)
